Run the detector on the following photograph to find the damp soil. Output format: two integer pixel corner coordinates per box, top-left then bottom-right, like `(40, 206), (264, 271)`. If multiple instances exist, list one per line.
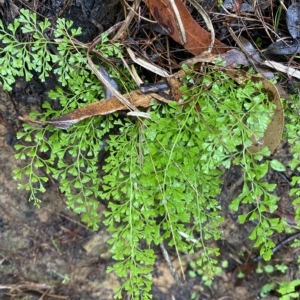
(0, 1), (300, 300)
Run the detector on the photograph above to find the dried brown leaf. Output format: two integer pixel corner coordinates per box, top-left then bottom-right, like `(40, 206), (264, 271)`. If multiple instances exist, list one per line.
(19, 91), (157, 130)
(49, 91), (155, 129)
(19, 79), (182, 130)
(144, 0), (229, 55)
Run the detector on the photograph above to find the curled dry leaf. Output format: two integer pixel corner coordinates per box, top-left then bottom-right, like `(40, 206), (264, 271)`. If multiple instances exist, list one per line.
(143, 0), (229, 55)
(19, 92), (156, 129)
(225, 69), (284, 154)
(19, 77), (182, 130)
(44, 92), (156, 129)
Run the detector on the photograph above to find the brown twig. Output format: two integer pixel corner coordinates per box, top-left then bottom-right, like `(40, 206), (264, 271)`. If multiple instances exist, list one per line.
(112, 0), (143, 41)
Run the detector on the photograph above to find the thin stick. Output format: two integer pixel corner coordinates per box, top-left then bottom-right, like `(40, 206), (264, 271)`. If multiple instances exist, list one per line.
(188, 0), (215, 52)
(127, 47), (170, 77)
(112, 0), (142, 41)
(168, 0), (186, 44)
(85, 32), (140, 112)
(160, 242), (184, 284)
(121, 0), (157, 24)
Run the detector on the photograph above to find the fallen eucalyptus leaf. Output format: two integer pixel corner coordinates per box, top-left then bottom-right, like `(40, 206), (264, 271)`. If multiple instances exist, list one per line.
(19, 91), (156, 130)
(19, 77), (183, 130)
(287, 2), (300, 39)
(144, 0), (229, 55)
(265, 39), (300, 56)
(48, 92), (156, 129)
